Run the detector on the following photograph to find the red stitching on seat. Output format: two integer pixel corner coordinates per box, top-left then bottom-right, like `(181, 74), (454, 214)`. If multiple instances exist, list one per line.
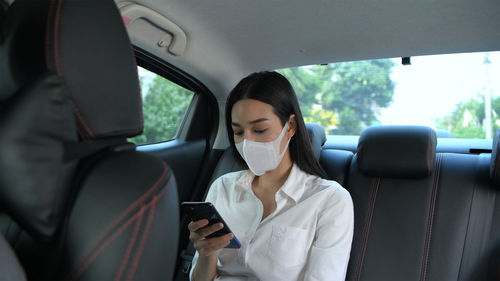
(354, 177), (380, 281)
(53, 0), (63, 76)
(45, 0), (55, 69)
(70, 180), (170, 281)
(70, 203), (147, 281)
(419, 154), (441, 281)
(71, 100), (95, 138)
(51, 0), (95, 138)
(76, 127), (86, 141)
(126, 190), (164, 281)
(71, 165), (169, 277)
(114, 205), (145, 281)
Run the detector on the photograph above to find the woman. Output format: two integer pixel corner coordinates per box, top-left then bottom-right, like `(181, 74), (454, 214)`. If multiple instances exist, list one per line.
(189, 71), (354, 281)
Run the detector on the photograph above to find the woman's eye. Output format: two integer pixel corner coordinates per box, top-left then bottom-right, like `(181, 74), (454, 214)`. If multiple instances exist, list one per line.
(254, 129), (267, 134)
(234, 131), (243, 136)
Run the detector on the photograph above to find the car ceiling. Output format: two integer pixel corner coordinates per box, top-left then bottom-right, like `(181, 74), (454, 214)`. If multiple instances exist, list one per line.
(116, 0), (500, 101)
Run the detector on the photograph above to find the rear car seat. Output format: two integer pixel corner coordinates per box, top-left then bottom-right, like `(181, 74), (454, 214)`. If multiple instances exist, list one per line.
(345, 125), (498, 281)
(472, 129), (500, 280)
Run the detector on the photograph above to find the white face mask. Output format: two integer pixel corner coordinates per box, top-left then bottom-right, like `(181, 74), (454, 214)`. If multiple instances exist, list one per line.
(235, 122), (290, 176)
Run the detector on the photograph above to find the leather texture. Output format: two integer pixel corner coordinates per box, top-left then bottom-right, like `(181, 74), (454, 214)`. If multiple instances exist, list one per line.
(0, 0), (142, 138)
(319, 149), (353, 186)
(63, 151), (178, 281)
(0, 0), (180, 280)
(306, 122), (327, 160)
(357, 125), (437, 178)
(490, 129), (500, 186)
(0, 74), (78, 240)
(345, 125), (498, 281)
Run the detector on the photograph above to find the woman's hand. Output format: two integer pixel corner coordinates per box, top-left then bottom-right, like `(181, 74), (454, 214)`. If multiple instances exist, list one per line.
(188, 219), (234, 256)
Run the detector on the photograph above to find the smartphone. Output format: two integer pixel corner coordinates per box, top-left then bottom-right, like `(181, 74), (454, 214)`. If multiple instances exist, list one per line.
(180, 202), (241, 248)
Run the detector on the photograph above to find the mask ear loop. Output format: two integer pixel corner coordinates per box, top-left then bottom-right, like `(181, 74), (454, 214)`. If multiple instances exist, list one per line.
(277, 121), (291, 157)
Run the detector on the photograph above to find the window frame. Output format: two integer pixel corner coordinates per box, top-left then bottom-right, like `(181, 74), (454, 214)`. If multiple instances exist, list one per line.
(133, 46), (219, 146)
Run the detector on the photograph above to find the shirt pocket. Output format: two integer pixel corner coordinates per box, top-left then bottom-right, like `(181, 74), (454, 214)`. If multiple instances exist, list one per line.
(266, 225), (309, 268)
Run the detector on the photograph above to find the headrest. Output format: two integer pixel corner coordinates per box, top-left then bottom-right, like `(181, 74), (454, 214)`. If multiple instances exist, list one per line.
(357, 125), (437, 178)
(0, 0), (142, 139)
(0, 0), (141, 241)
(305, 122), (326, 160)
(490, 129), (500, 185)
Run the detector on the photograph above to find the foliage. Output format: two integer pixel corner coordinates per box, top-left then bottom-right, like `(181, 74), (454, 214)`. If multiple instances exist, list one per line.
(436, 96), (500, 139)
(279, 59), (396, 135)
(129, 75), (194, 145)
(132, 60), (396, 145)
(303, 109), (339, 127)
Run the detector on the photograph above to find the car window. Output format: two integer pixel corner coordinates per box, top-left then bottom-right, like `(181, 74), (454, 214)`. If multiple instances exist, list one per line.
(129, 66), (195, 145)
(278, 51), (500, 139)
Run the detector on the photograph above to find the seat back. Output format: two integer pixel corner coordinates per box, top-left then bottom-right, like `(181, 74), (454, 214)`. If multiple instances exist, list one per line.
(345, 125), (498, 281)
(0, 0), (179, 280)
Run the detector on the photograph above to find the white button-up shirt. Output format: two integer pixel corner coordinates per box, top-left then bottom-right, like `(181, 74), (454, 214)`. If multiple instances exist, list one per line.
(190, 163), (354, 281)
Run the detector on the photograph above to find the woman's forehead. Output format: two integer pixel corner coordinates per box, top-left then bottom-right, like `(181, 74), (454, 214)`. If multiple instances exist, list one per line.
(231, 99), (278, 124)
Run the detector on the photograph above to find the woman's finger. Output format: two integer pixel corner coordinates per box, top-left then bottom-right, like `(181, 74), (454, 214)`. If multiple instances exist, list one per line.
(187, 219), (209, 232)
(195, 233), (234, 256)
(196, 223), (224, 238)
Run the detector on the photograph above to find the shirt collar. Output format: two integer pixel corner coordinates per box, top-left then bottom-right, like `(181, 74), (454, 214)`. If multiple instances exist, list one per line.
(278, 163), (305, 203)
(235, 170), (254, 192)
(235, 163), (306, 203)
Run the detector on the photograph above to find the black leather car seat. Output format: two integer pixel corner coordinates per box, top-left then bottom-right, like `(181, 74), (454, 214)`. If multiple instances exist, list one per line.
(345, 125), (498, 281)
(0, 0), (179, 280)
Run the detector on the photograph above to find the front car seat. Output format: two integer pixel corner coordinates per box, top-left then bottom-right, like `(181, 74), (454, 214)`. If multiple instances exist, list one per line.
(0, 0), (179, 280)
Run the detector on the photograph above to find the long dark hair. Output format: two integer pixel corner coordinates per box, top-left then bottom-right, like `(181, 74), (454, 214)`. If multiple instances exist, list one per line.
(225, 71), (328, 179)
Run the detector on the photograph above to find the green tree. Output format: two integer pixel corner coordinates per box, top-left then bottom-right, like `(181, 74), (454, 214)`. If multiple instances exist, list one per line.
(279, 59), (396, 135)
(436, 96), (500, 139)
(129, 75), (194, 145)
(278, 67), (323, 117)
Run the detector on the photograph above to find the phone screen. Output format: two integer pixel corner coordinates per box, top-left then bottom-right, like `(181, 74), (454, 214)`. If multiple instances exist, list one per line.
(180, 202), (241, 248)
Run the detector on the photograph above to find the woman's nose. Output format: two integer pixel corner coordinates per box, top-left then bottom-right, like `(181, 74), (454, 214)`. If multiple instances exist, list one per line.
(243, 131), (258, 142)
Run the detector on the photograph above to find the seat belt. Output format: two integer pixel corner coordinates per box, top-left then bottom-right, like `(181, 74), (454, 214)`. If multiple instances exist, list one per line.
(180, 242), (196, 274)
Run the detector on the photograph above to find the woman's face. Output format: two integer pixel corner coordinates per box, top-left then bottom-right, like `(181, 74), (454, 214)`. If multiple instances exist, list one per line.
(231, 99), (295, 151)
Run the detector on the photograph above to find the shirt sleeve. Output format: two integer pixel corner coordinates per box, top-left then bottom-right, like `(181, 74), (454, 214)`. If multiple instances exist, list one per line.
(189, 178), (222, 281)
(302, 186), (354, 281)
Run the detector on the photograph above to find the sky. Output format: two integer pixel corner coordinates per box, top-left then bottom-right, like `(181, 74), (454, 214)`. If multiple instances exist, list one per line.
(379, 51), (500, 127)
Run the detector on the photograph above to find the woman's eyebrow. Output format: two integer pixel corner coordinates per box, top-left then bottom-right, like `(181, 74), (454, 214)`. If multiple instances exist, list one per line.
(249, 118), (269, 124)
(231, 118), (269, 127)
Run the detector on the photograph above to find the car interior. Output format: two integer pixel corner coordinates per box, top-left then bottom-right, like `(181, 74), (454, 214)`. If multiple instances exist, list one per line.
(0, 0), (499, 280)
